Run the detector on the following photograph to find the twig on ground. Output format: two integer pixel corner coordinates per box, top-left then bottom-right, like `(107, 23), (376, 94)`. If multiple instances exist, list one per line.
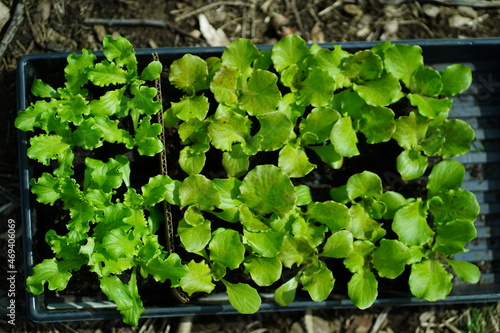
(370, 307), (392, 333)
(176, 316), (194, 333)
(83, 18), (207, 45)
(174, 1), (252, 22)
(424, 0), (500, 7)
(0, 0), (25, 61)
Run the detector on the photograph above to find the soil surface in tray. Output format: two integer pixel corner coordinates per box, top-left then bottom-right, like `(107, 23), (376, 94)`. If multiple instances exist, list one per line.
(2, 0), (500, 332)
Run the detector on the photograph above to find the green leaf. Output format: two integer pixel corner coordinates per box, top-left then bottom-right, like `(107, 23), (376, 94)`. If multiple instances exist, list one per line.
(64, 49), (96, 94)
(309, 144), (343, 169)
(30, 173), (61, 205)
(239, 204), (269, 232)
(321, 230), (354, 258)
(140, 60), (162, 81)
(312, 46), (352, 90)
(411, 66), (443, 96)
(278, 141), (316, 178)
(129, 84), (162, 116)
(309, 201), (351, 232)
(179, 145), (207, 175)
(134, 116), (163, 156)
(72, 118), (103, 150)
(26, 257), (84, 295)
(380, 191), (408, 220)
(348, 268), (378, 310)
(274, 274), (300, 306)
(373, 239), (410, 279)
(301, 263), (335, 302)
(347, 171), (383, 201)
(170, 95), (210, 121)
(244, 229), (284, 257)
(393, 200), (434, 246)
(100, 271), (144, 327)
(180, 260), (215, 295)
(240, 69), (281, 115)
(409, 258), (453, 301)
(427, 160), (465, 197)
(240, 165), (297, 217)
(392, 113), (431, 150)
(84, 155), (130, 192)
(142, 175), (174, 207)
(434, 220), (476, 255)
(271, 34), (310, 72)
(28, 134), (72, 166)
(222, 38), (260, 78)
(92, 117), (133, 145)
(58, 95), (89, 125)
(208, 109), (251, 151)
(428, 189), (480, 224)
(296, 66), (335, 107)
(278, 235), (313, 268)
(211, 66), (239, 106)
(292, 215), (327, 248)
(142, 253), (188, 286)
(347, 204), (383, 240)
(342, 50), (383, 83)
(344, 240), (375, 273)
(440, 119), (475, 158)
(222, 144), (250, 178)
(101, 228), (139, 259)
(331, 116), (359, 157)
(357, 106), (396, 144)
(244, 256), (282, 286)
(88, 61), (131, 86)
(300, 107), (340, 144)
(445, 259), (480, 284)
(178, 217), (211, 253)
(397, 149), (428, 181)
(31, 79), (60, 98)
(179, 174), (220, 211)
(384, 43), (424, 87)
(353, 72), (402, 106)
(407, 93), (452, 118)
(209, 228), (245, 270)
(102, 35), (137, 72)
(440, 64), (472, 96)
(223, 280), (261, 314)
(169, 54), (208, 94)
(89, 87), (127, 117)
(257, 111), (295, 151)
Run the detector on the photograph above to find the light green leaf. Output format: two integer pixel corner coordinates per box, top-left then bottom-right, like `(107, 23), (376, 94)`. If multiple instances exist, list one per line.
(347, 171), (383, 201)
(209, 228), (245, 270)
(344, 240), (375, 273)
(141, 175), (174, 207)
(309, 201), (351, 232)
(100, 271), (144, 327)
(407, 93), (452, 118)
(222, 144), (250, 178)
(301, 263), (335, 302)
(427, 160), (465, 197)
(309, 144), (343, 169)
(257, 111), (295, 151)
(347, 204), (383, 240)
(129, 84), (162, 116)
(411, 66), (443, 96)
(211, 66), (239, 106)
(170, 95), (210, 121)
(380, 191), (407, 219)
(278, 235), (313, 268)
(27, 257), (84, 295)
(357, 106), (395, 144)
(240, 165), (296, 217)
(180, 260), (215, 295)
(397, 149), (428, 181)
(312, 46), (352, 90)
(222, 38), (260, 78)
(300, 107), (340, 144)
(440, 119), (475, 158)
(321, 230), (354, 258)
(445, 259), (480, 284)
(409, 258), (453, 301)
(64, 49), (96, 94)
(92, 117), (133, 145)
(30, 172), (61, 205)
(178, 217), (211, 253)
(278, 141), (316, 178)
(384, 43), (424, 87)
(353, 72), (402, 106)
(440, 64), (472, 96)
(223, 280), (261, 314)
(331, 116), (359, 157)
(140, 60), (162, 81)
(102, 35), (137, 72)
(179, 174), (220, 211)
(208, 109), (251, 151)
(142, 253), (188, 286)
(72, 118), (103, 150)
(84, 155), (130, 192)
(28, 134), (72, 166)
(392, 113), (431, 150)
(428, 189), (480, 224)
(271, 34), (310, 72)
(434, 220), (476, 255)
(31, 79), (59, 98)
(169, 54), (208, 94)
(348, 268), (378, 310)
(373, 239), (410, 279)
(296, 66), (335, 107)
(58, 95), (89, 125)
(244, 256), (282, 286)
(393, 200), (434, 246)
(88, 61), (131, 86)
(179, 145), (207, 175)
(342, 50), (383, 83)
(240, 69), (281, 115)
(244, 229), (283, 257)
(274, 274), (300, 306)
(89, 87), (127, 117)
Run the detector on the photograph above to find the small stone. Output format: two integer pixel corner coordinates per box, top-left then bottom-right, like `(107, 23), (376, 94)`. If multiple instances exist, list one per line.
(357, 26), (372, 38)
(384, 20), (399, 35)
(0, 2), (10, 31)
(458, 5), (478, 18)
(344, 4), (363, 16)
(422, 4), (440, 18)
(449, 14), (473, 28)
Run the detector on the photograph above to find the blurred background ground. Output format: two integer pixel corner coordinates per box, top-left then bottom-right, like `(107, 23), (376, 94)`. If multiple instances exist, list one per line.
(1, 0), (500, 332)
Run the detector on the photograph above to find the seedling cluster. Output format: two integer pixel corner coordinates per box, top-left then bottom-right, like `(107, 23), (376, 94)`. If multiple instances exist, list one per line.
(16, 35), (480, 326)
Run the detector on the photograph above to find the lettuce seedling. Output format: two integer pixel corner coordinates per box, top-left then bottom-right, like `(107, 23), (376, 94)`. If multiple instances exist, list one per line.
(17, 34), (481, 323)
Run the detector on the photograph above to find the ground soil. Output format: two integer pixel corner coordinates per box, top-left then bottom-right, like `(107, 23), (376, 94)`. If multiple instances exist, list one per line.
(1, 0), (500, 332)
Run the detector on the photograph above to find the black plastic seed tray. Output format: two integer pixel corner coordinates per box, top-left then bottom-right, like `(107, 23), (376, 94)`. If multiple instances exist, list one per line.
(17, 38), (500, 323)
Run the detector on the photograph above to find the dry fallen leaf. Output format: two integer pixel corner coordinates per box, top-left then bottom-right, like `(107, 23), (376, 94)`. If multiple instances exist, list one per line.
(198, 13), (230, 46)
